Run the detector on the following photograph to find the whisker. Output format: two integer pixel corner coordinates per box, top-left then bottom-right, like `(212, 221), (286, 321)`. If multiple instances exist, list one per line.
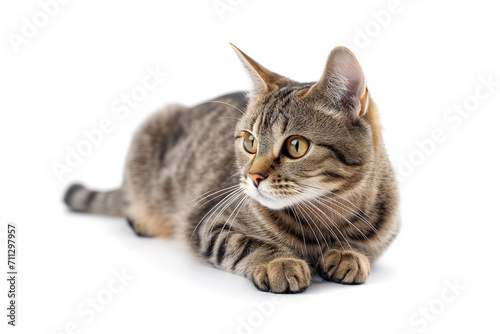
(225, 172), (240, 182)
(205, 100), (245, 115)
(216, 195), (248, 247)
(288, 206), (308, 258)
(284, 187), (342, 248)
(328, 193), (380, 238)
(207, 190), (244, 235)
(343, 167), (394, 180)
(302, 200), (347, 251)
(300, 184), (381, 240)
(313, 196), (369, 240)
(228, 197), (250, 234)
(329, 191), (373, 220)
(191, 184), (240, 207)
(296, 203), (325, 262)
(273, 191), (308, 258)
(190, 188), (241, 241)
(320, 195), (380, 239)
(194, 188), (240, 211)
(215, 194), (248, 249)
(242, 93), (250, 103)
(300, 183), (374, 225)
(313, 196), (378, 249)
(299, 184), (366, 221)
(299, 185), (379, 250)
(204, 189), (243, 229)
(216, 117), (241, 122)
(189, 184), (239, 204)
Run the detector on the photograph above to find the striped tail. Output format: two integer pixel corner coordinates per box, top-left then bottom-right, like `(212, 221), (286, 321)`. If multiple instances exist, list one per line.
(63, 184), (124, 217)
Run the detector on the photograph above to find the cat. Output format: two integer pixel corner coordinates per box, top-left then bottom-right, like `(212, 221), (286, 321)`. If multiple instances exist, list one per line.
(64, 44), (400, 293)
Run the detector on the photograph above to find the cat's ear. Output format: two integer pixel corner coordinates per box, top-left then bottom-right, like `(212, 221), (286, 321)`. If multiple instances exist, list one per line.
(308, 47), (368, 119)
(230, 43), (287, 93)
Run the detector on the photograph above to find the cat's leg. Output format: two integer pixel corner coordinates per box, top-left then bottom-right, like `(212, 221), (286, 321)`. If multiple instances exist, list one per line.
(315, 249), (370, 284)
(126, 203), (174, 238)
(197, 228), (311, 293)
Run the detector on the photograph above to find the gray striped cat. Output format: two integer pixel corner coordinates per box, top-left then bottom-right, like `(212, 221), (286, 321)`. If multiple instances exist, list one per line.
(64, 45), (400, 293)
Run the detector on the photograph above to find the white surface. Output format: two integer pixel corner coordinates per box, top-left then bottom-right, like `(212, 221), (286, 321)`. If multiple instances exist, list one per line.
(1, 1), (499, 333)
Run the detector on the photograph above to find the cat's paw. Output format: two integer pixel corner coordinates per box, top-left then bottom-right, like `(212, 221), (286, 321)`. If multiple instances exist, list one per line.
(252, 258), (311, 293)
(317, 249), (370, 284)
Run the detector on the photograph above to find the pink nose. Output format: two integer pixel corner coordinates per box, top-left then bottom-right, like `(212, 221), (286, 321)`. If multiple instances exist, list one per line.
(248, 172), (266, 187)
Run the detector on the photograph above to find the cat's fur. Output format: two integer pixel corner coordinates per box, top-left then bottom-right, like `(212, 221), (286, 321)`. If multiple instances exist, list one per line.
(64, 45), (400, 293)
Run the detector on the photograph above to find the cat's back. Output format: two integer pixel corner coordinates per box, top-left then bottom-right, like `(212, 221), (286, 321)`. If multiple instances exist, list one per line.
(161, 91), (247, 165)
(124, 92), (247, 215)
(129, 91), (247, 164)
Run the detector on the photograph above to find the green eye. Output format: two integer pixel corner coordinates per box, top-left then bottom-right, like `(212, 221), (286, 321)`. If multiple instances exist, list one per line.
(243, 132), (258, 154)
(286, 136), (309, 158)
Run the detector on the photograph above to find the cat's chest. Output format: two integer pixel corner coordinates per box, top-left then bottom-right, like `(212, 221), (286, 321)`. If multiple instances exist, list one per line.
(246, 207), (341, 256)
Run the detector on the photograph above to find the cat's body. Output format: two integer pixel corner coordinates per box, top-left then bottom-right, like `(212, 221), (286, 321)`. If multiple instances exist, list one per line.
(64, 45), (400, 293)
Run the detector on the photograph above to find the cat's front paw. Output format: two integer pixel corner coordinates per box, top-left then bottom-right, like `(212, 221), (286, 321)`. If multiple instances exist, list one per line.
(317, 249), (370, 284)
(252, 258), (311, 293)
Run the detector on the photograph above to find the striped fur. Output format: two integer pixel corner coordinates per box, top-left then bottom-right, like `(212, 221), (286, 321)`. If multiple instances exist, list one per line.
(64, 46), (400, 293)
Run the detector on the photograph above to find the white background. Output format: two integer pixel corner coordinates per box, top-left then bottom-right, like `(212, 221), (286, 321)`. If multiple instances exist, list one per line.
(1, 1), (500, 333)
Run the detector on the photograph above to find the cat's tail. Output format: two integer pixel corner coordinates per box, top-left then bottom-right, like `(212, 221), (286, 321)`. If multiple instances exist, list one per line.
(63, 184), (125, 217)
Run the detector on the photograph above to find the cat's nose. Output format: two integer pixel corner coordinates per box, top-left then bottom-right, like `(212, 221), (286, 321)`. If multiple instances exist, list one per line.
(248, 172), (266, 187)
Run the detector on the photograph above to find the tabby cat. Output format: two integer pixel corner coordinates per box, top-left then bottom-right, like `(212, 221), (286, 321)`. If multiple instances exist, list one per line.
(64, 44), (400, 293)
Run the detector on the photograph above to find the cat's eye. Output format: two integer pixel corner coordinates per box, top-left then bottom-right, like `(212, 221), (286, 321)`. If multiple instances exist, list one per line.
(243, 132), (258, 154)
(286, 136), (310, 158)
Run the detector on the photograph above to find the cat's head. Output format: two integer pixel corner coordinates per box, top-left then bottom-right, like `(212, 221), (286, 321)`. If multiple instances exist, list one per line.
(232, 44), (378, 210)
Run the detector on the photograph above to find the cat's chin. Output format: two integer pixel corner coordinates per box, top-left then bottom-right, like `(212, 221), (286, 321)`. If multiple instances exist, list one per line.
(246, 186), (295, 210)
(252, 193), (290, 210)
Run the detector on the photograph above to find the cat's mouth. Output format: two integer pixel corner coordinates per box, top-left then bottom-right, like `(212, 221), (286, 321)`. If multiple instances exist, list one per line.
(253, 189), (289, 210)
(255, 189), (277, 202)
(244, 178), (302, 210)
